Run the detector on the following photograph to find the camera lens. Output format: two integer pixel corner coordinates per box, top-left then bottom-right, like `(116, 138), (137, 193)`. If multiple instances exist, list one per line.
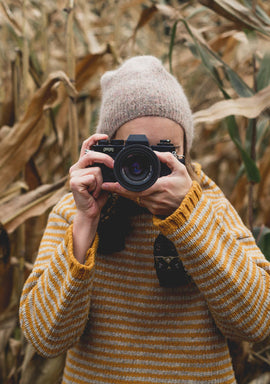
(114, 145), (160, 192)
(123, 154), (149, 180)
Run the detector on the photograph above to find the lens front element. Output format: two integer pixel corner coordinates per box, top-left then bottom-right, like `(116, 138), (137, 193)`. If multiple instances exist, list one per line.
(114, 145), (160, 192)
(123, 154), (150, 180)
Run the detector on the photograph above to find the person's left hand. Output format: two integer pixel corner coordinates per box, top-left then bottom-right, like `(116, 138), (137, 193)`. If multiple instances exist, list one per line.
(102, 151), (193, 217)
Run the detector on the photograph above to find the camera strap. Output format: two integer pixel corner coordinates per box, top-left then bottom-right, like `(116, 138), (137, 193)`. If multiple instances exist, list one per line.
(153, 234), (191, 287)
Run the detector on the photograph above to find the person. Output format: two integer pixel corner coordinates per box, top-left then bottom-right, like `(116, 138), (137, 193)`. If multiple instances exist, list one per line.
(19, 56), (270, 384)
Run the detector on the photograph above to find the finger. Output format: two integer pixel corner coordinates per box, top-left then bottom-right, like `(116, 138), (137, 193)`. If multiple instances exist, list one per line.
(91, 167), (104, 199)
(80, 134), (109, 157)
(70, 167), (99, 178)
(70, 166), (102, 181)
(101, 181), (129, 196)
(70, 151), (114, 172)
(70, 174), (97, 195)
(102, 182), (163, 212)
(155, 151), (185, 173)
(85, 175), (97, 195)
(82, 151), (114, 169)
(97, 190), (110, 210)
(70, 167), (104, 198)
(102, 182), (146, 201)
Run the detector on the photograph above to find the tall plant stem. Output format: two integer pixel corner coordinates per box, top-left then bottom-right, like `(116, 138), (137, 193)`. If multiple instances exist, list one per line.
(41, 4), (49, 79)
(12, 22), (26, 297)
(248, 124), (256, 231)
(65, 0), (79, 163)
(22, 0), (29, 111)
(248, 54), (258, 231)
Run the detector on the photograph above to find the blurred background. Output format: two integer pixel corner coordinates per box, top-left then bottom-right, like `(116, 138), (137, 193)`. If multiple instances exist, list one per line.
(0, 0), (270, 383)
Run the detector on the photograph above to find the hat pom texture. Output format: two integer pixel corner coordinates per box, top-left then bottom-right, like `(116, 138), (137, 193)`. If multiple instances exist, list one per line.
(96, 56), (193, 151)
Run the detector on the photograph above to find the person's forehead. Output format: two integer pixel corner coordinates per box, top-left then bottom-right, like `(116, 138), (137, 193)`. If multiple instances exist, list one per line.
(115, 117), (184, 141)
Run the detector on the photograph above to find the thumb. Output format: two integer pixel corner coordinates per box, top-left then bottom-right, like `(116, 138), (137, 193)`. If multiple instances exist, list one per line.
(97, 191), (110, 210)
(155, 151), (185, 173)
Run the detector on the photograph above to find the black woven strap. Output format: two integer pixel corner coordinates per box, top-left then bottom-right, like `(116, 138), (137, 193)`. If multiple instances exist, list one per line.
(153, 234), (191, 287)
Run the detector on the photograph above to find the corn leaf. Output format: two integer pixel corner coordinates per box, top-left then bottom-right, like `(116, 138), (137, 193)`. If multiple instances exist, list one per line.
(244, 0), (270, 26)
(179, 18), (253, 98)
(0, 72), (77, 195)
(20, 343), (66, 384)
(227, 116), (260, 183)
(179, 19), (228, 97)
(256, 52), (270, 91)
(193, 83), (270, 123)
(0, 178), (68, 234)
(253, 226), (270, 261)
(199, 0), (270, 37)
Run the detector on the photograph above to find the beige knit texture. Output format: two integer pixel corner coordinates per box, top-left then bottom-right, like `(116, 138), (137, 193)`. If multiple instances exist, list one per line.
(96, 56), (194, 151)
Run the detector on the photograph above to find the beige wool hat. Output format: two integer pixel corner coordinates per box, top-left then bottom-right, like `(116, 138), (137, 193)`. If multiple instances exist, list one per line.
(96, 56), (194, 151)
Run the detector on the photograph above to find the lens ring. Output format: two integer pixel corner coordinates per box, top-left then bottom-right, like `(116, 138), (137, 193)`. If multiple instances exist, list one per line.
(114, 144), (160, 192)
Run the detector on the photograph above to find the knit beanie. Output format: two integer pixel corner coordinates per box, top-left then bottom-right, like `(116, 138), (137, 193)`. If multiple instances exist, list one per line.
(96, 56), (193, 151)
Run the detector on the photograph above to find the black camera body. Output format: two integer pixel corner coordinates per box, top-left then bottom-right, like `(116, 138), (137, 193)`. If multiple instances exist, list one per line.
(91, 134), (184, 192)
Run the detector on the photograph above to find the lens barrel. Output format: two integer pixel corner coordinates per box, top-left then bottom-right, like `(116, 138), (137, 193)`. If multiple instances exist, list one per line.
(113, 144), (160, 192)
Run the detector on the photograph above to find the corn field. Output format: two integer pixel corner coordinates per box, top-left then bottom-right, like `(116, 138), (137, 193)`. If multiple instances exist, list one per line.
(1, 0), (270, 383)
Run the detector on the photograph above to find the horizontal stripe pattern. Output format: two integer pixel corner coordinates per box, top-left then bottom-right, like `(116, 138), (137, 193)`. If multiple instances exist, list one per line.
(157, 183), (270, 343)
(20, 169), (270, 384)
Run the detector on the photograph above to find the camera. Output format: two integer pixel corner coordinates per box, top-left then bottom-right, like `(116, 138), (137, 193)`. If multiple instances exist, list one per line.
(91, 134), (185, 192)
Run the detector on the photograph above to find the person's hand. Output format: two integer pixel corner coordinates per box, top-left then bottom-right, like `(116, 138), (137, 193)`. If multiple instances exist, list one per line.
(102, 151), (192, 217)
(69, 134), (114, 263)
(69, 134), (114, 221)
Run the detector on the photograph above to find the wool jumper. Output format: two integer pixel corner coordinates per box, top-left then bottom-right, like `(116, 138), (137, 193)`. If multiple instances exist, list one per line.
(20, 168), (270, 384)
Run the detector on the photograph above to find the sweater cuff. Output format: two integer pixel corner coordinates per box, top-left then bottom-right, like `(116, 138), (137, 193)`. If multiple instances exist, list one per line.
(153, 181), (202, 236)
(65, 224), (98, 279)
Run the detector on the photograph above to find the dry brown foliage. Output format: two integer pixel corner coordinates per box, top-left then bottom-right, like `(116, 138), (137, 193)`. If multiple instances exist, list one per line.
(1, 0), (270, 383)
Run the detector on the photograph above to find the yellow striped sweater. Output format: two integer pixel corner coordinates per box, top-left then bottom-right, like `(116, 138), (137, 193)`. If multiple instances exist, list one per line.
(20, 168), (270, 383)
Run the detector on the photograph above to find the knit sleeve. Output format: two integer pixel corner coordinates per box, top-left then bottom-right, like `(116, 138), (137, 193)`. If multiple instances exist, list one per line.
(153, 181), (270, 343)
(19, 193), (98, 358)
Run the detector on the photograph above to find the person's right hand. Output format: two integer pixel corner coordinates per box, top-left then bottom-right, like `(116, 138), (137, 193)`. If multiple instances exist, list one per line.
(69, 134), (114, 221)
(69, 134), (114, 264)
